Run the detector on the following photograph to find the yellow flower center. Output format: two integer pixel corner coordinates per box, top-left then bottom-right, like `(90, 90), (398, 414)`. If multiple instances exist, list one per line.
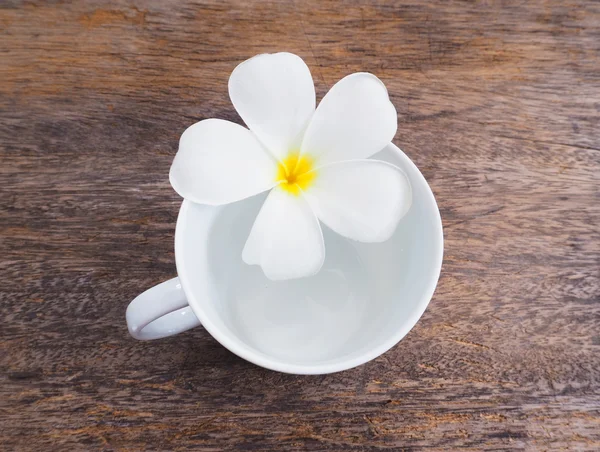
(275, 151), (316, 196)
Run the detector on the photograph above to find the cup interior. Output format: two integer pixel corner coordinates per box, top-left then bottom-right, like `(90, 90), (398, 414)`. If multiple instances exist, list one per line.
(175, 144), (443, 374)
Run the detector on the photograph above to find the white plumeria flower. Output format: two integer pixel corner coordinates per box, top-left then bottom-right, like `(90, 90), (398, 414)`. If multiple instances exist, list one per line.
(170, 52), (412, 281)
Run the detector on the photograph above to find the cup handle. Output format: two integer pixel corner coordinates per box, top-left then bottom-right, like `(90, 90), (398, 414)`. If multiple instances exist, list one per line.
(126, 277), (201, 340)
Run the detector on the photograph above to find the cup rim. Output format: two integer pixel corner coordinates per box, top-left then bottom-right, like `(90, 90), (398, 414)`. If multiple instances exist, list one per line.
(175, 143), (444, 374)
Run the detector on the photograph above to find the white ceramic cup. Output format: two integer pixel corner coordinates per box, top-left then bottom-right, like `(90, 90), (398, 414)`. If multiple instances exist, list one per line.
(126, 143), (443, 374)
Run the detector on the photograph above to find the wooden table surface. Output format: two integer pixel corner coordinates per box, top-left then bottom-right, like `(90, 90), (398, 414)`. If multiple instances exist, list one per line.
(2, 1), (599, 450)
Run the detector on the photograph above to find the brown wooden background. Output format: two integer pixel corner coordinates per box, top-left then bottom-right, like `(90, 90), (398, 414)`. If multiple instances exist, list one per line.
(2, 0), (599, 450)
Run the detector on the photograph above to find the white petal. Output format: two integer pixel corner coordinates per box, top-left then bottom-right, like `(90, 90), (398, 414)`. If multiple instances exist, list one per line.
(229, 52), (316, 161)
(170, 119), (278, 205)
(243, 186), (325, 280)
(303, 160), (411, 242)
(300, 73), (397, 166)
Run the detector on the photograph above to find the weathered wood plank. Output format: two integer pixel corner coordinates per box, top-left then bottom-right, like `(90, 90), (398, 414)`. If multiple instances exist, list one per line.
(1, 0), (599, 450)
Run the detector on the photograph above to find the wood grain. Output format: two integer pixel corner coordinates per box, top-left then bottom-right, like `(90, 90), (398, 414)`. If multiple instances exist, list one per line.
(1, 0), (599, 450)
